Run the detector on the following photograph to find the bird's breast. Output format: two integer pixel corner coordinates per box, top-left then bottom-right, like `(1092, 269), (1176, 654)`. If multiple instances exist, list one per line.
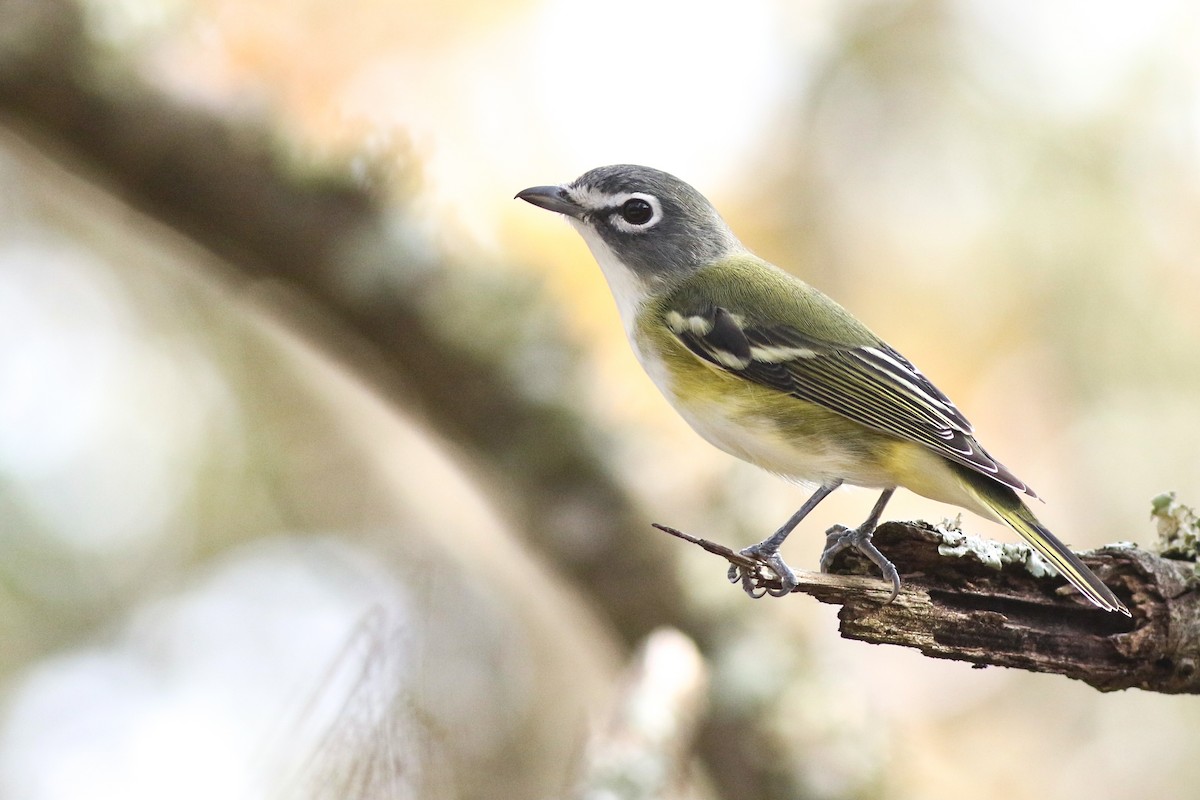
(630, 324), (899, 488)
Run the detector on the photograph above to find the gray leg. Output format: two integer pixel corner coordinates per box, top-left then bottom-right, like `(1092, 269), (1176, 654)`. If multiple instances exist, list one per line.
(819, 488), (901, 602)
(728, 480), (842, 598)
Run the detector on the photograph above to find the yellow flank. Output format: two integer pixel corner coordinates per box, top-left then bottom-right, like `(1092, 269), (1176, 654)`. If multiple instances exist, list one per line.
(880, 438), (999, 520)
(635, 309), (999, 518)
(640, 315), (887, 486)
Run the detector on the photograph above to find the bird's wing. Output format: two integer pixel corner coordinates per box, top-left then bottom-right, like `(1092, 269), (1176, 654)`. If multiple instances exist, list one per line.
(663, 304), (1036, 497)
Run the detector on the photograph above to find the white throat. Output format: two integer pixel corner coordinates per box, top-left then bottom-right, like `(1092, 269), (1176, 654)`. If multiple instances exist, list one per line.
(570, 221), (652, 339)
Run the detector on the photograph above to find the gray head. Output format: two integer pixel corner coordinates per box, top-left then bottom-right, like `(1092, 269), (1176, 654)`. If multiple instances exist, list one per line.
(516, 165), (742, 283)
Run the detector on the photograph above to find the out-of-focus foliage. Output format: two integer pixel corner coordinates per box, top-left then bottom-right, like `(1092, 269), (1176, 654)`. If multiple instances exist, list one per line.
(0, 132), (618, 799)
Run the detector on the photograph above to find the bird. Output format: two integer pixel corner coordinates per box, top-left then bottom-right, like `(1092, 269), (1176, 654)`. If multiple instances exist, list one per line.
(516, 164), (1128, 615)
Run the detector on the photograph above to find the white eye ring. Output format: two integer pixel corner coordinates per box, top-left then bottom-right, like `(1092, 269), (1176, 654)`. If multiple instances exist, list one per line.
(609, 192), (663, 233)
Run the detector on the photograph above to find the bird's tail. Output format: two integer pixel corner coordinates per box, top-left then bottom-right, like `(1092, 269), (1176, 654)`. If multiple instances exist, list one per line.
(955, 467), (1129, 615)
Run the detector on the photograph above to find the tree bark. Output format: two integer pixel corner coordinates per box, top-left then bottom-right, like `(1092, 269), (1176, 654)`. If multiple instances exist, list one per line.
(658, 521), (1200, 693)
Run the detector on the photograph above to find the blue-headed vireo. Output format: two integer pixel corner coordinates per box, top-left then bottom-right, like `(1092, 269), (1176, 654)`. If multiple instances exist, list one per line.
(517, 165), (1128, 615)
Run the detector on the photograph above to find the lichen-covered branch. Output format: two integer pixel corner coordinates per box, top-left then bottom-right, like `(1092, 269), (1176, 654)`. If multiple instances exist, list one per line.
(657, 521), (1200, 694)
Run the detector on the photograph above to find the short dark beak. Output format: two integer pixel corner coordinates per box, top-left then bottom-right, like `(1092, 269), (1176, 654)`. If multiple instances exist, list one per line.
(515, 185), (584, 219)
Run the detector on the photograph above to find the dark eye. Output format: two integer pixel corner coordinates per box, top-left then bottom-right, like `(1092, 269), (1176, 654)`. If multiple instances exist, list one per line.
(621, 198), (654, 225)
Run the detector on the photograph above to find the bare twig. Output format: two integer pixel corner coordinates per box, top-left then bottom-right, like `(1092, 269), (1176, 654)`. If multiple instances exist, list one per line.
(658, 521), (1200, 694)
(653, 523), (922, 606)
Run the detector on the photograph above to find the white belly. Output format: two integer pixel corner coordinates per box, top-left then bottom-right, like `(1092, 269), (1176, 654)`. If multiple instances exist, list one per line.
(633, 338), (896, 489)
(677, 397), (894, 487)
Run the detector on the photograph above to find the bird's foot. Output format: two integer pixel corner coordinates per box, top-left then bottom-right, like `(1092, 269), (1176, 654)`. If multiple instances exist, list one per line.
(819, 524), (901, 603)
(727, 543), (797, 598)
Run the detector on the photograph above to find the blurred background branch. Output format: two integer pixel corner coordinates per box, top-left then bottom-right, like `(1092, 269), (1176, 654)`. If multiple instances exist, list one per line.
(0, 0), (684, 644)
(575, 628), (711, 800)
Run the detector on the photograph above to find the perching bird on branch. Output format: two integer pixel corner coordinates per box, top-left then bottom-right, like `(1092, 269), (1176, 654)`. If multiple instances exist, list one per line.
(517, 165), (1128, 615)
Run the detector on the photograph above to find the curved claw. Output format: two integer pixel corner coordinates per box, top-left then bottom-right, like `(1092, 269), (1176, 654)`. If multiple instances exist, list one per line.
(727, 547), (798, 598)
(757, 551), (798, 596)
(879, 560), (901, 604)
(820, 524), (902, 604)
(728, 547), (798, 598)
(728, 561), (761, 597)
(764, 581), (793, 598)
(728, 562), (768, 598)
(819, 525), (853, 572)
